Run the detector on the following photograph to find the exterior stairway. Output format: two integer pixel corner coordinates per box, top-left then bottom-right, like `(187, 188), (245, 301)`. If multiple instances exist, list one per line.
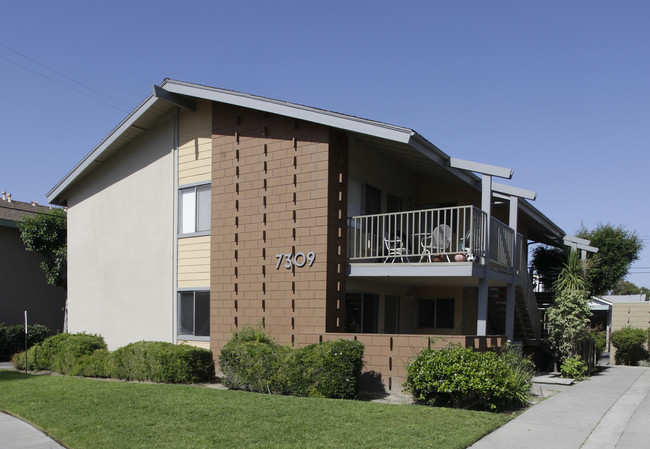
(487, 280), (544, 345)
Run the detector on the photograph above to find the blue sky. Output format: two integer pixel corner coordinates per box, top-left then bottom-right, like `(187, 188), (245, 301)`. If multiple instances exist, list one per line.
(2, 1), (649, 287)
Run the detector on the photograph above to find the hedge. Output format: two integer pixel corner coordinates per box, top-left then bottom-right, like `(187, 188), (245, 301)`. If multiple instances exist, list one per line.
(13, 332), (107, 373)
(0, 323), (50, 359)
(404, 344), (534, 411)
(219, 328), (364, 399)
(111, 341), (215, 383)
(12, 334), (215, 384)
(611, 326), (649, 365)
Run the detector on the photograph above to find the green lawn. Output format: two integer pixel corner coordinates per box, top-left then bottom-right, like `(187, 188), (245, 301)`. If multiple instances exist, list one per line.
(0, 371), (510, 448)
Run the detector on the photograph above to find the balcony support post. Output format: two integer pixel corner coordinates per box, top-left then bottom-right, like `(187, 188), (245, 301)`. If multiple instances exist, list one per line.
(477, 175), (492, 336)
(505, 196), (518, 341)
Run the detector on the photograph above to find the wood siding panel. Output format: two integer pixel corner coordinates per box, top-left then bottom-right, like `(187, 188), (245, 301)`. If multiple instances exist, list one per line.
(611, 303), (650, 330)
(178, 235), (210, 287)
(179, 99), (212, 186)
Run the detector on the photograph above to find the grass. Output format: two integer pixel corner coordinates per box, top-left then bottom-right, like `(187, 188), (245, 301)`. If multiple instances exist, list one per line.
(0, 371), (510, 448)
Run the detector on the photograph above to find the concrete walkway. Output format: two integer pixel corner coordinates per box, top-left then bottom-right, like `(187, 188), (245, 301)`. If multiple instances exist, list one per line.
(470, 365), (650, 449)
(0, 412), (66, 449)
(0, 362), (67, 448)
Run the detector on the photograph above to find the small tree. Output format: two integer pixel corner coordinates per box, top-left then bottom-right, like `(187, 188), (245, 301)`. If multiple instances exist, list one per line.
(531, 245), (566, 292)
(578, 223), (643, 296)
(17, 208), (67, 331)
(17, 208), (67, 288)
(545, 289), (592, 362)
(553, 249), (588, 293)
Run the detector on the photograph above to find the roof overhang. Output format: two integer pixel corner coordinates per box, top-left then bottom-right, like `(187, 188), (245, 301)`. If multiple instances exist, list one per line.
(45, 77), (566, 247)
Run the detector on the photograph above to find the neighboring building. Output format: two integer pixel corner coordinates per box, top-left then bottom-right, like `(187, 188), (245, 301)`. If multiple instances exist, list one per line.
(47, 80), (566, 391)
(0, 193), (66, 333)
(589, 294), (650, 358)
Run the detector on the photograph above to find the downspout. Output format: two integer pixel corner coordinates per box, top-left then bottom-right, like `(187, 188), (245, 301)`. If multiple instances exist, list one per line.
(172, 107), (180, 344)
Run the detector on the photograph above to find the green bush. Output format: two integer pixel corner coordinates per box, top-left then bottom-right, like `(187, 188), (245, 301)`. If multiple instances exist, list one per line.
(219, 339), (290, 393)
(404, 345), (534, 411)
(13, 333), (106, 374)
(111, 341), (214, 383)
(610, 326), (649, 365)
(0, 323), (50, 358)
(219, 327), (365, 399)
(285, 340), (364, 399)
(560, 355), (588, 380)
(590, 330), (607, 361)
(68, 349), (113, 378)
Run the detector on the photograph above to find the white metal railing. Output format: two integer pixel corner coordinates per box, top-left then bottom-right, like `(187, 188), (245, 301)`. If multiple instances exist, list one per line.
(489, 217), (515, 269)
(347, 206), (487, 263)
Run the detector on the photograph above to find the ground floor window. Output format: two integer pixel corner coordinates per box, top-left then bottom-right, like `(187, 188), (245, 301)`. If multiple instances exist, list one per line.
(417, 298), (454, 329)
(345, 292), (379, 333)
(178, 290), (210, 338)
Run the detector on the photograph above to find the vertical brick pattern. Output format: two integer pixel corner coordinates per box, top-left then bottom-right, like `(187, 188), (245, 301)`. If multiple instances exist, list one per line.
(208, 101), (505, 393)
(210, 103), (333, 356)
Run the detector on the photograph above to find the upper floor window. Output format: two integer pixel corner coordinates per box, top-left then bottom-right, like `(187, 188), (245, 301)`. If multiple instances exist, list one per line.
(179, 184), (210, 234)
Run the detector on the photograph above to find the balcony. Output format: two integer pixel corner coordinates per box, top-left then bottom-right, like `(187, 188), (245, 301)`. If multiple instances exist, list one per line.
(347, 205), (517, 278)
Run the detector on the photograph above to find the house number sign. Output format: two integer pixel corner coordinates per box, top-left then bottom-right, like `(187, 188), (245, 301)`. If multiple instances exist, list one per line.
(275, 252), (316, 270)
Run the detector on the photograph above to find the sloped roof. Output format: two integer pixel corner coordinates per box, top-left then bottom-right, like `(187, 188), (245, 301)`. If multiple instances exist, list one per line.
(46, 79), (565, 244)
(0, 198), (59, 227)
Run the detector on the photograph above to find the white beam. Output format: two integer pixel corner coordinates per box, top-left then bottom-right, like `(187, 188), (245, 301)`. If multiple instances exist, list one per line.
(492, 182), (537, 200)
(449, 157), (514, 179)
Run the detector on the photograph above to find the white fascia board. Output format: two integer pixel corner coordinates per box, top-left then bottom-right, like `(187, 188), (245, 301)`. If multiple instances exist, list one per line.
(492, 182), (537, 200)
(47, 95), (160, 204)
(449, 157), (514, 179)
(564, 235), (591, 246)
(161, 80), (415, 144)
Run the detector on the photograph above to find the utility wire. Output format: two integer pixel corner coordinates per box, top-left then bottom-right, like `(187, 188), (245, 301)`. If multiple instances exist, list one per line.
(0, 44), (131, 113)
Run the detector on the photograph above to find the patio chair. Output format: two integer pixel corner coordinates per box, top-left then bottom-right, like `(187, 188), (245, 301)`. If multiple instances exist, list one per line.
(383, 237), (406, 263)
(419, 225), (452, 262)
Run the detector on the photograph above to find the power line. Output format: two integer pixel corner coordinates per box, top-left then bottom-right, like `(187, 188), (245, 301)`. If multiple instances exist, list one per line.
(0, 43), (131, 113)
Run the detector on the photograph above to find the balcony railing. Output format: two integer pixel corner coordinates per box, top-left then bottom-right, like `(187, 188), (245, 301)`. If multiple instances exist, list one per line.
(348, 206), (489, 264)
(489, 217), (515, 268)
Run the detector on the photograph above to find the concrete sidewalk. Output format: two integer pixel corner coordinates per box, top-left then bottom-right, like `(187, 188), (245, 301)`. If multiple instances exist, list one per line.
(0, 412), (66, 449)
(470, 365), (650, 449)
(1, 362), (66, 448)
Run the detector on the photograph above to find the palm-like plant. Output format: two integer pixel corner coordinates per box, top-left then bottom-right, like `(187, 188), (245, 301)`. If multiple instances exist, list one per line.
(553, 249), (588, 293)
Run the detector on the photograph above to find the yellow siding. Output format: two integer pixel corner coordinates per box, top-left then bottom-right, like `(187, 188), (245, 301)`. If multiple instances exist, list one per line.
(178, 235), (210, 288)
(178, 99), (212, 186)
(611, 303), (650, 331)
(178, 340), (210, 350)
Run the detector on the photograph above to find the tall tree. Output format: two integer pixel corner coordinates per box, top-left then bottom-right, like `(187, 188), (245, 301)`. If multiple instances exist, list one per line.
(18, 208), (67, 289)
(578, 223), (643, 296)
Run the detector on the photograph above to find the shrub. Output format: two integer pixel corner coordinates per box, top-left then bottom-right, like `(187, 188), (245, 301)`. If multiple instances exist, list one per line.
(590, 330), (606, 361)
(0, 323), (50, 358)
(560, 355), (588, 380)
(610, 326), (649, 365)
(219, 338), (290, 393)
(285, 339), (364, 399)
(404, 345), (534, 411)
(111, 341), (215, 383)
(13, 333), (106, 374)
(68, 349), (113, 378)
(219, 327), (365, 399)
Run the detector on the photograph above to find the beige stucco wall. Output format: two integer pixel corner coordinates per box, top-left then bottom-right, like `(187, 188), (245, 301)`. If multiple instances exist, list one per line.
(65, 118), (175, 350)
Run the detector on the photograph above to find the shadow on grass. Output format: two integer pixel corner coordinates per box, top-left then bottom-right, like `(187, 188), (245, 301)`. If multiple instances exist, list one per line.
(0, 370), (33, 381)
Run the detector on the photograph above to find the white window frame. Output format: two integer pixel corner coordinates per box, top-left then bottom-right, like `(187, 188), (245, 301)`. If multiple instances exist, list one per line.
(178, 182), (211, 236)
(177, 289), (210, 341)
